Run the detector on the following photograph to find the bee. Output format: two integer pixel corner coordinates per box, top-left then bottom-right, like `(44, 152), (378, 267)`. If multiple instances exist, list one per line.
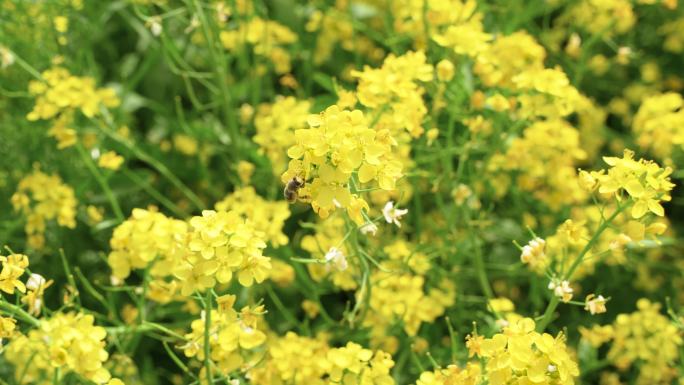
(284, 177), (305, 203)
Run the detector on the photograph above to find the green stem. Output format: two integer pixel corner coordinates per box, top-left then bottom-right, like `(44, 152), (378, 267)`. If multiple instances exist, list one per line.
(203, 291), (214, 385)
(0, 301), (40, 327)
(536, 203), (627, 332)
(94, 116), (206, 212)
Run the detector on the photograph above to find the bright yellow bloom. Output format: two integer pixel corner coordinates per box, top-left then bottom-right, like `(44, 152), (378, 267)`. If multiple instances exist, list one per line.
(5, 312), (113, 384)
(0, 253), (29, 295)
(107, 208), (187, 280)
(11, 169), (77, 249)
(215, 186), (290, 247)
(589, 149), (674, 218)
(253, 96), (311, 174)
(608, 299), (682, 384)
(182, 298), (267, 374)
(415, 363), (481, 385)
(282, 105), (403, 223)
(479, 318), (579, 385)
(173, 210), (270, 295)
(27, 67), (119, 121)
(98, 151), (124, 170)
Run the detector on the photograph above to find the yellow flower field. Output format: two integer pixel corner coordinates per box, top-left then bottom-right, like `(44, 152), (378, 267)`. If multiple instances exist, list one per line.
(1, 0), (683, 384)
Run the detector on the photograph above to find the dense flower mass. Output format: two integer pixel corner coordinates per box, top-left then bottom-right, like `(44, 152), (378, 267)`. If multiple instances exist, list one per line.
(5, 312), (112, 384)
(281, 105), (403, 223)
(11, 169), (77, 249)
(2, 1), (684, 385)
(478, 318), (579, 385)
(173, 210), (271, 295)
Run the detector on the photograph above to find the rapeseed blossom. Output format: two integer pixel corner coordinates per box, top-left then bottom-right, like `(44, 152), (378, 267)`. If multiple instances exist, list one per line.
(479, 318), (579, 385)
(173, 210), (270, 295)
(281, 105), (403, 223)
(5, 312), (113, 384)
(11, 169), (77, 249)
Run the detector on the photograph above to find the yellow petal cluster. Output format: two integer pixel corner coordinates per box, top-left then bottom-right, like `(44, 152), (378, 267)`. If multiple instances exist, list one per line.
(479, 318), (579, 385)
(5, 312), (113, 384)
(282, 105), (403, 223)
(215, 186), (291, 247)
(27, 67), (119, 121)
(11, 169), (77, 249)
(173, 210), (270, 295)
(253, 96), (311, 174)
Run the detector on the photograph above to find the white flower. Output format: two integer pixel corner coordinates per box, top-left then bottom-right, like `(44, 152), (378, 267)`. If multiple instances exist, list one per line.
(26, 273), (46, 291)
(360, 222), (378, 236)
(520, 237), (545, 266)
(585, 294), (607, 315)
(548, 279), (573, 302)
(147, 17), (163, 36)
(382, 201), (408, 228)
(1, 46), (14, 69)
(324, 247), (348, 271)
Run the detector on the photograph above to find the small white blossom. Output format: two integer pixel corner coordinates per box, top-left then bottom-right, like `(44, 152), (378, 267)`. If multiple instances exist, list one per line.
(360, 222), (378, 236)
(324, 247), (348, 271)
(26, 273), (47, 292)
(382, 201), (408, 228)
(585, 294), (607, 315)
(147, 17), (163, 36)
(1, 46), (15, 69)
(548, 279), (573, 302)
(520, 237), (546, 266)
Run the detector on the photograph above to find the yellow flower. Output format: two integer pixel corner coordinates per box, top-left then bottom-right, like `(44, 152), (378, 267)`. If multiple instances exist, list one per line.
(174, 210), (269, 295)
(98, 151), (124, 170)
(11, 169), (77, 249)
(585, 294), (608, 315)
(5, 312), (112, 384)
(0, 253), (29, 295)
(282, 105), (403, 223)
(215, 186), (291, 247)
(607, 299), (682, 384)
(236, 160), (255, 184)
(480, 318), (579, 385)
(589, 149), (674, 219)
(54, 16), (69, 33)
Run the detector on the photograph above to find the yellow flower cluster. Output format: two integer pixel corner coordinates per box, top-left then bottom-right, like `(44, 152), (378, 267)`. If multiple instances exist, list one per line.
(182, 295), (266, 375)
(607, 299), (682, 385)
(215, 186), (290, 247)
(249, 331), (329, 385)
(107, 208), (187, 280)
(27, 67), (119, 121)
(173, 210), (270, 295)
(513, 68), (582, 119)
(561, 0), (635, 37)
(219, 18), (296, 74)
(364, 272), (455, 349)
(583, 149), (675, 218)
(5, 312), (113, 384)
(415, 363), (481, 385)
(431, 0), (491, 57)
(301, 216), (358, 290)
(478, 318), (579, 385)
(353, 51), (433, 138)
(281, 105), (403, 223)
(0, 253), (29, 296)
(474, 31), (546, 88)
(0, 316), (17, 343)
(489, 120), (587, 209)
(306, 6), (382, 65)
(253, 96), (311, 174)
(632, 92), (684, 160)
(323, 342), (395, 385)
(11, 169), (77, 249)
